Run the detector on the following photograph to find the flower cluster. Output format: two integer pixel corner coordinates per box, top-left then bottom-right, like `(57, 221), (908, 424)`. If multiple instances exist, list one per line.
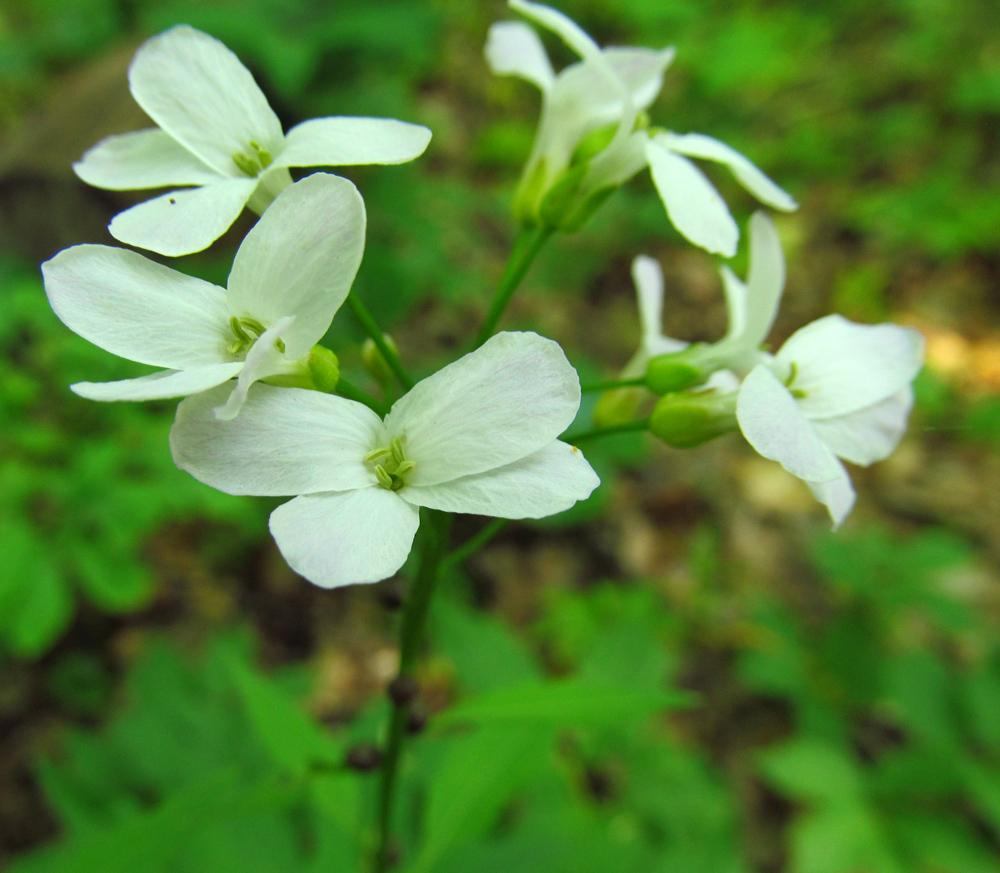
(41, 2), (925, 592)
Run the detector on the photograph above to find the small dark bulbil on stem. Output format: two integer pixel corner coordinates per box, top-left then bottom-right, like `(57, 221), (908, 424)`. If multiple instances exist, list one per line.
(387, 674), (420, 707)
(376, 583), (405, 612)
(406, 704), (428, 735)
(345, 742), (383, 772)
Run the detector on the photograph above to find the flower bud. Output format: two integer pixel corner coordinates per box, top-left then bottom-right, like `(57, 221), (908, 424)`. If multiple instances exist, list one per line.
(649, 390), (737, 449)
(361, 335), (399, 387)
(592, 387), (643, 429)
(645, 344), (729, 395)
(307, 345), (340, 394)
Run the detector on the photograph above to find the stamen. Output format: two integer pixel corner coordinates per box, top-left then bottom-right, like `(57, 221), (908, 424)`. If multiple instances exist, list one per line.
(241, 317), (267, 337)
(368, 435), (415, 491)
(390, 436), (406, 465)
(232, 151), (259, 177)
(784, 361), (799, 388)
(229, 316), (251, 343)
(394, 460), (415, 478)
(365, 447), (392, 463)
(374, 465), (394, 490)
(274, 337), (286, 354)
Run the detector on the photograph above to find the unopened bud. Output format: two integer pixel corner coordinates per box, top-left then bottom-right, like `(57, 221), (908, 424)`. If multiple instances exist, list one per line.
(649, 391), (737, 449)
(645, 345), (716, 395)
(592, 387), (643, 429)
(308, 346), (340, 394)
(361, 336), (399, 386)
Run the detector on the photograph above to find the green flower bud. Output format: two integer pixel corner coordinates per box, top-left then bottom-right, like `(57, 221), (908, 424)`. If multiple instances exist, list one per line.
(361, 335), (398, 387)
(646, 354), (707, 395)
(592, 387), (643, 429)
(649, 391), (737, 449)
(307, 345), (340, 394)
(538, 163), (588, 228)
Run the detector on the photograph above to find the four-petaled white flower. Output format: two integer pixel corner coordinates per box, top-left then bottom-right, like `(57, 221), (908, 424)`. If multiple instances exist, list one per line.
(486, 0), (796, 253)
(42, 173), (364, 420)
(736, 315), (924, 527)
(74, 25), (431, 256)
(169, 332), (600, 588)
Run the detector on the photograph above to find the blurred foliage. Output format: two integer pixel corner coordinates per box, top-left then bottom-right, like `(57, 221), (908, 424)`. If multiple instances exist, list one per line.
(1, 0), (999, 870)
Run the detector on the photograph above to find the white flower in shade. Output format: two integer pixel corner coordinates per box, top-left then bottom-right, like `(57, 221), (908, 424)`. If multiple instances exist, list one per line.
(169, 331), (600, 588)
(736, 315), (925, 527)
(73, 25), (431, 256)
(42, 173), (364, 420)
(486, 1), (796, 251)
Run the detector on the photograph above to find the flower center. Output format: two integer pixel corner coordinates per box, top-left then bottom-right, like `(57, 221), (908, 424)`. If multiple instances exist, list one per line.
(232, 140), (273, 177)
(227, 315), (285, 357)
(783, 361), (808, 399)
(365, 436), (415, 492)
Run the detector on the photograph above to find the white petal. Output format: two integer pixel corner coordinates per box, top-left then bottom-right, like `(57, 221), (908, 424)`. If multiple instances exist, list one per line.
(775, 315), (925, 419)
(583, 129), (649, 191)
(226, 174), (366, 358)
(660, 131), (797, 211)
(402, 440), (599, 518)
(736, 365), (844, 483)
(108, 178), (257, 256)
(72, 364), (241, 401)
(485, 20), (555, 91)
(269, 489), (420, 588)
(807, 462), (856, 529)
(73, 129), (221, 190)
(272, 118), (431, 169)
(384, 331), (581, 487)
(603, 47), (675, 111)
(41, 245), (230, 369)
(645, 139), (738, 257)
(811, 387), (914, 466)
(128, 26), (284, 177)
(213, 316), (297, 421)
(510, 0), (603, 63)
(719, 265), (748, 343)
(171, 383), (382, 496)
(632, 255), (665, 347)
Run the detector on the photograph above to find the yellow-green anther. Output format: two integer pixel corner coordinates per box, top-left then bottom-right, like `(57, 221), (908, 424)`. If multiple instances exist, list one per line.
(249, 141), (273, 168)
(390, 436), (406, 465)
(227, 339), (244, 356)
(232, 151), (258, 176)
(375, 465), (394, 490)
(274, 337), (286, 354)
(394, 460), (415, 478)
(791, 388), (808, 399)
(784, 362), (799, 387)
(240, 317), (267, 337)
(365, 446), (393, 463)
(634, 111), (651, 131)
(230, 316), (251, 343)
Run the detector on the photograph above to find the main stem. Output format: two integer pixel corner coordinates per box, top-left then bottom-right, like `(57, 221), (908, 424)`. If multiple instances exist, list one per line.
(347, 293), (415, 391)
(374, 509), (452, 872)
(473, 225), (553, 349)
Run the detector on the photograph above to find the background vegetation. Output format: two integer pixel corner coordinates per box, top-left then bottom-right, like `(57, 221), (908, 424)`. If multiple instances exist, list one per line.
(1, 0), (999, 869)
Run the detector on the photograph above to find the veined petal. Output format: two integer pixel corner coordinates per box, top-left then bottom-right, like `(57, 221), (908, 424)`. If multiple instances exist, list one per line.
(510, 0), (603, 63)
(72, 364), (241, 402)
(811, 387), (914, 466)
(226, 174), (366, 359)
(646, 138), (738, 257)
(269, 489), (420, 588)
(660, 131), (797, 211)
(108, 177), (257, 256)
(485, 21), (555, 91)
(736, 364), (844, 483)
(401, 440), (599, 518)
(128, 26), (284, 177)
(775, 315), (925, 419)
(42, 245), (230, 369)
(73, 129), (221, 190)
(171, 383), (382, 496)
(384, 331), (581, 487)
(213, 316), (297, 421)
(807, 462), (856, 529)
(272, 118), (431, 169)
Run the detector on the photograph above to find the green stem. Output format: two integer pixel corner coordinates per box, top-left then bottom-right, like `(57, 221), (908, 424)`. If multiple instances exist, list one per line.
(347, 293), (414, 391)
(563, 418), (650, 445)
(442, 518), (507, 571)
(374, 510), (452, 873)
(473, 225), (553, 348)
(336, 377), (388, 416)
(580, 376), (646, 393)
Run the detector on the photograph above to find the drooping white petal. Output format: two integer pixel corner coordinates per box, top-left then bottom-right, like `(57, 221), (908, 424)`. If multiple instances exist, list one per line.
(401, 440), (599, 518)
(632, 255), (665, 347)
(583, 129), (650, 191)
(171, 383), (382, 496)
(269, 489), (421, 588)
(806, 462), (856, 529)
(108, 177), (258, 256)
(272, 118), (431, 169)
(646, 138), (738, 257)
(226, 174), (366, 359)
(659, 131), (797, 212)
(719, 266), (748, 343)
(603, 47), (675, 111)
(213, 317), (297, 421)
(72, 364), (241, 402)
(128, 25), (284, 178)
(510, 0), (603, 64)
(736, 364), (845, 483)
(775, 315), (925, 419)
(811, 388), (914, 466)
(384, 331), (581, 487)
(73, 129), (221, 190)
(42, 245), (230, 369)
(485, 20), (555, 92)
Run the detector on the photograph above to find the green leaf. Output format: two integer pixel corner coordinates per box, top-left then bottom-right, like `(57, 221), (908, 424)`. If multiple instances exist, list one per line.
(759, 738), (861, 804)
(437, 679), (693, 728)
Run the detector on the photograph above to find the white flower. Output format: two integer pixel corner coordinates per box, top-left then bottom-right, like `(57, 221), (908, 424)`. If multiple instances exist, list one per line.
(486, 1), (796, 252)
(620, 254), (687, 380)
(736, 315), (925, 527)
(169, 332), (600, 588)
(74, 25), (431, 256)
(42, 173), (365, 420)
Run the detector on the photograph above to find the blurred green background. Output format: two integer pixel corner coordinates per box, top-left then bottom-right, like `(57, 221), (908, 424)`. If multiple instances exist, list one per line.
(1, 0), (1000, 870)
